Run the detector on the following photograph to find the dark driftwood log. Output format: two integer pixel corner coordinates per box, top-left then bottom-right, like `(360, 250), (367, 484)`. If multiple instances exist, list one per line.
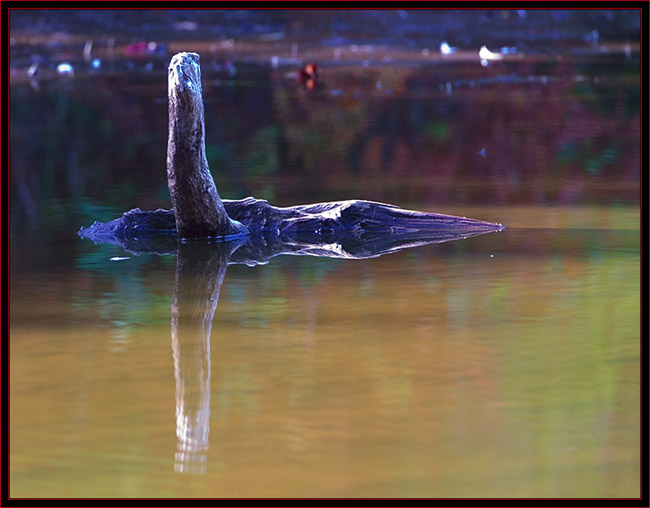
(79, 51), (504, 255)
(167, 52), (246, 239)
(79, 199), (502, 260)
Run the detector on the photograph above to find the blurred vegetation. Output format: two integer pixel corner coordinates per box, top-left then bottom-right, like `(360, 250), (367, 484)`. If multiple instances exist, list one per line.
(9, 9), (640, 55)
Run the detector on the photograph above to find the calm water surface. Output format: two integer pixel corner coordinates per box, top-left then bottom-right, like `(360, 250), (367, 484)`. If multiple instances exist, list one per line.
(9, 32), (640, 498)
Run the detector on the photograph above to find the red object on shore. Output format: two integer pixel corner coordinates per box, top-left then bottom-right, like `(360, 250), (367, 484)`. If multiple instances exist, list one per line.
(298, 62), (319, 89)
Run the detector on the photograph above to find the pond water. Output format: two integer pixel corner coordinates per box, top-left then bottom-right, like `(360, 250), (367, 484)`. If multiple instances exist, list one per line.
(9, 15), (640, 499)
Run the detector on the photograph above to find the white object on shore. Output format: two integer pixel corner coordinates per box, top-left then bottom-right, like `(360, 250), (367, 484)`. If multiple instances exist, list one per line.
(479, 45), (503, 67)
(479, 45), (503, 61)
(440, 41), (457, 55)
(56, 62), (74, 76)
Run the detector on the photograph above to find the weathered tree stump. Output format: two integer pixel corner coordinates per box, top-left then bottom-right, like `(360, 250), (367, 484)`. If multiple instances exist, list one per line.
(167, 52), (247, 239)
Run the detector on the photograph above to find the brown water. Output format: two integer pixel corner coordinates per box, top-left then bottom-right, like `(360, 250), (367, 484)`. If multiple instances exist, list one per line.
(9, 14), (640, 499)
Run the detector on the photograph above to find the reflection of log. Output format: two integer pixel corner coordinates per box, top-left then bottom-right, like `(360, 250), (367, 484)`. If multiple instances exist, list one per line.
(167, 52), (246, 239)
(171, 241), (242, 475)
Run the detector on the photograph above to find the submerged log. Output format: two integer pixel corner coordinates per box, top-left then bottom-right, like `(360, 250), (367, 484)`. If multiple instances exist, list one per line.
(79, 199), (502, 260)
(79, 51), (504, 255)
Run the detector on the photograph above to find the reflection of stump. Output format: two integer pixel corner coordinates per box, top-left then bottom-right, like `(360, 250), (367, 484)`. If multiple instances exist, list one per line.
(171, 241), (239, 474)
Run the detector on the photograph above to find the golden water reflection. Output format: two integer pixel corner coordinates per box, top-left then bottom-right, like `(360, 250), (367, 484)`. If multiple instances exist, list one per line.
(10, 210), (639, 498)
